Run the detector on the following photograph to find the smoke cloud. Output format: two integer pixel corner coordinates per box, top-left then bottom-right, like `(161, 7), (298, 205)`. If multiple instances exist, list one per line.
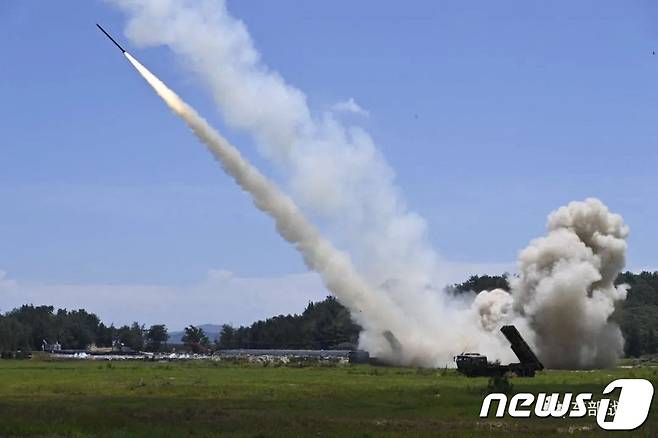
(473, 198), (629, 368)
(512, 198), (629, 368)
(109, 1), (630, 369)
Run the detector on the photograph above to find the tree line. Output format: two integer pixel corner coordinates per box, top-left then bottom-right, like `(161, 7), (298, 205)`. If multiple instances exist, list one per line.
(0, 295), (360, 355)
(216, 296), (360, 350)
(1, 272), (657, 357)
(614, 271), (658, 357)
(0, 305), (171, 354)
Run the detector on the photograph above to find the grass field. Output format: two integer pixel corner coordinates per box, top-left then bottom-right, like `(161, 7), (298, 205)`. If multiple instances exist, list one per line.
(0, 359), (655, 437)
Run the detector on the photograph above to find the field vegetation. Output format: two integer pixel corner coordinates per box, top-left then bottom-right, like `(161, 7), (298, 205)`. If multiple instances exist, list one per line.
(0, 359), (656, 437)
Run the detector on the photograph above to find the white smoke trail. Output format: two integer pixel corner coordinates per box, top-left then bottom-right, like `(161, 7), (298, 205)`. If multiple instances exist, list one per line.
(108, 0), (532, 370)
(109, 0), (440, 303)
(107, 1), (633, 369)
(123, 52), (439, 363)
(109, 0), (467, 366)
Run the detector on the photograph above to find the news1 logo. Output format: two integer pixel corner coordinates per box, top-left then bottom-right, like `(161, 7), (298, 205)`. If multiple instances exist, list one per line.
(480, 379), (654, 430)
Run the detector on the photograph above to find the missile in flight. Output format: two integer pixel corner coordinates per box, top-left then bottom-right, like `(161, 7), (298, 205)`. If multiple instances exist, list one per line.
(96, 23), (126, 53)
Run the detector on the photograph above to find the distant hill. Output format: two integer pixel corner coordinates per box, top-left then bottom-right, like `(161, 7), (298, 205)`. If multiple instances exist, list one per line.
(169, 324), (222, 344)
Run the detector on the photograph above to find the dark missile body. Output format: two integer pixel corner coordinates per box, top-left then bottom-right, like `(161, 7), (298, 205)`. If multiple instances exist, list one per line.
(96, 24), (126, 53)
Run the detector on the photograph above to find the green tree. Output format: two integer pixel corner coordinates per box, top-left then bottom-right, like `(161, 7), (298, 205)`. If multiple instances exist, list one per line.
(214, 296), (361, 350)
(616, 271), (658, 356)
(625, 283), (658, 307)
(646, 328), (657, 355)
(449, 274), (510, 295)
(54, 309), (99, 350)
(95, 323), (114, 348)
(8, 305), (56, 349)
(146, 324), (169, 352)
(625, 324), (642, 358)
(116, 323), (145, 351)
(182, 325), (210, 353)
(216, 324), (236, 349)
(0, 316), (30, 352)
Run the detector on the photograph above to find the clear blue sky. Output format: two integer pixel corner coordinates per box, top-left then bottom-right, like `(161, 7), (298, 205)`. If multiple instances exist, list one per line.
(1, 1), (657, 327)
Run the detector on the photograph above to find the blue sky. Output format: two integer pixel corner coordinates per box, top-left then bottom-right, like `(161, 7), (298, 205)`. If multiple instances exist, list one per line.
(1, 1), (657, 327)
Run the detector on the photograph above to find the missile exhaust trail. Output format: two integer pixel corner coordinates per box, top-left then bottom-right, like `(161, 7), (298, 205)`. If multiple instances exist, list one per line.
(97, 32), (420, 364)
(96, 24), (126, 53)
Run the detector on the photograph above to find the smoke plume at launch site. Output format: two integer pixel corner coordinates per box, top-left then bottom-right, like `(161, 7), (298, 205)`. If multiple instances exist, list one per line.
(472, 199), (629, 368)
(112, 0), (630, 368)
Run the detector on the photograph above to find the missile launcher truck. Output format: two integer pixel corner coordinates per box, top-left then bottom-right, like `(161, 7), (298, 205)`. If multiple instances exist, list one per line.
(454, 325), (544, 377)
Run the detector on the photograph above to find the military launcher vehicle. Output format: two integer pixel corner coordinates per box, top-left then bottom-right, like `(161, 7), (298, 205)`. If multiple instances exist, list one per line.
(454, 325), (544, 377)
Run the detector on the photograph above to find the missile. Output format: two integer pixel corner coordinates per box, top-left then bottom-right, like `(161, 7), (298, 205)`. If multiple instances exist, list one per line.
(96, 24), (126, 53)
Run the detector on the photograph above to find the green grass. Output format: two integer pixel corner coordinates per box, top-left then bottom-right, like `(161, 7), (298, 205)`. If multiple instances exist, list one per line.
(0, 359), (656, 437)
